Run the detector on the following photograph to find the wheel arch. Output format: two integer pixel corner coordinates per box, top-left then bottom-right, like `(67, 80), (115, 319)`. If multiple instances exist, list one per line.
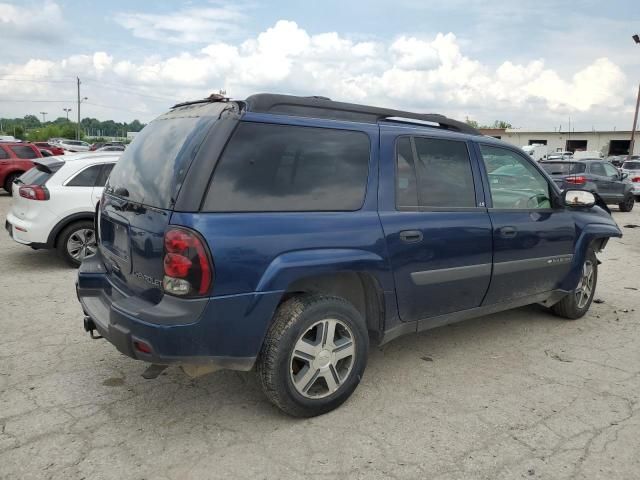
(48, 212), (95, 247)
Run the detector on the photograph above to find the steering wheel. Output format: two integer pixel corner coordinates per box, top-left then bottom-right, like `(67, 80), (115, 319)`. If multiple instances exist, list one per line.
(515, 193), (549, 209)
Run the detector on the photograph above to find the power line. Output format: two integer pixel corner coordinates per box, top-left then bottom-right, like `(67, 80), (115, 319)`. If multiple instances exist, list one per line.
(0, 99), (75, 103)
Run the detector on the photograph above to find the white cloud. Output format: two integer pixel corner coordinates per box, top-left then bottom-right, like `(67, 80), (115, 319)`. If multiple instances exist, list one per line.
(114, 4), (245, 44)
(0, 0), (65, 40)
(0, 21), (631, 128)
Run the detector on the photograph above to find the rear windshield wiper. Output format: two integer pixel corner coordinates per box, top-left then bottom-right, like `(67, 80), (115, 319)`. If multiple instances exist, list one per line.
(114, 187), (129, 197)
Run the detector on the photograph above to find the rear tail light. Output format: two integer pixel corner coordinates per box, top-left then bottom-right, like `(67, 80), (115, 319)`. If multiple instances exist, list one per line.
(19, 185), (49, 200)
(566, 176), (586, 185)
(632, 176), (640, 183)
(162, 227), (213, 297)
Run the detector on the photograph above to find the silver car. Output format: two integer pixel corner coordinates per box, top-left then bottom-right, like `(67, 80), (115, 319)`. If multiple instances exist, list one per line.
(621, 160), (640, 198)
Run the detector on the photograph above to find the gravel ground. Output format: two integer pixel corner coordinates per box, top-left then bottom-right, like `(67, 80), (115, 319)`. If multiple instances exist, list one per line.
(1, 192), (640, 480)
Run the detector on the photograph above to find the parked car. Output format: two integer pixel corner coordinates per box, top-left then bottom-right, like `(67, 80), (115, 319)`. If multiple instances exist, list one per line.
(90, 142), (125, 151)
(33, 142), (65, 156)
(0, 142), (42, 195)
(545, 152), (573, 161)
(59, 139), (91, 152)
(540, 160), (635, 211)
(0, 135), (18, 142)
(521, 144), (548, 162)
(77, 94), (622, 417)
(5, 153), (120, 266)
(621, 160), (640, 199)
(95, 145), (125, 152)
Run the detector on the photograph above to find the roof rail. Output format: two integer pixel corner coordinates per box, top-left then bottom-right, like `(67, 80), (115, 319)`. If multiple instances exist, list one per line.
(243, 93), (481, 135)
(172, 93), (230, 109)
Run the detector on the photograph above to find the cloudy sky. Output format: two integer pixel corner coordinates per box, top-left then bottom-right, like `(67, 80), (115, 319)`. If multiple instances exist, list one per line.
(1, 0), (639, 130)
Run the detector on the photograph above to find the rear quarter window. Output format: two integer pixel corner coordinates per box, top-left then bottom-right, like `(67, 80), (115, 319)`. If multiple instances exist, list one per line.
(203, 122), (370, 212)
(0, 147), (8, 160)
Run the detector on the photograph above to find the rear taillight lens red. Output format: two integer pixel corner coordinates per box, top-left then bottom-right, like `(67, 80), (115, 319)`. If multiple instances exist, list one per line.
(162, 227), (212, 297)
(632, 176), (640, 183)
(566, 176), (586, 185)
(19, 185), (49, 200)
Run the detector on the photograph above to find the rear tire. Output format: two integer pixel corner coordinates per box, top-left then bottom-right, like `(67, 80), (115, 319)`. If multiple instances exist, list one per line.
(3, 173), (20, 195)
(258, 294), (369, 417)
(57, 220), (97, 268)
(619, 194), (634, 212)
(551, 249), (597, 320)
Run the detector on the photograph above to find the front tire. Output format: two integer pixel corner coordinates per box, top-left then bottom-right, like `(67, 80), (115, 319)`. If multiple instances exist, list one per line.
(258, 294), (369, 417)
(619, 194), (634, 212)
(551, 249), (598, 319)
(57, 220), (97, 267)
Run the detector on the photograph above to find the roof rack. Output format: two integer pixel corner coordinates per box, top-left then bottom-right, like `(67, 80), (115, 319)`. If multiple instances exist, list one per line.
(243, 93), (480, 135)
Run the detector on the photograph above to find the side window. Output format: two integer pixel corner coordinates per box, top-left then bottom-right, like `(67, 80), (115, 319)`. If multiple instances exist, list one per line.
(480, 145), (551, 209)
(603, 163), (619, 177)
(66, 165), (102, 187)
(396, 137), (418, 207)
(590, 163), (606, 176)
(203, 123), (370, 212)
(0, 147), (9, 160)
(413, 137), (476, 208)
(96, 163), (115, 187)
(9, 145), (39, 159)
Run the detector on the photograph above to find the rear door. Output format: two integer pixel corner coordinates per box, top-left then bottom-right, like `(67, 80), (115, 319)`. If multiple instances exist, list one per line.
(378, 126), (492, 322)
(476, 143), (576, 304)
(588, 162), (612, 199)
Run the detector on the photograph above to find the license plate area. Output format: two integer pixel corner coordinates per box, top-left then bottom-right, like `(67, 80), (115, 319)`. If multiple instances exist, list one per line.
(101, 218), (131, 262)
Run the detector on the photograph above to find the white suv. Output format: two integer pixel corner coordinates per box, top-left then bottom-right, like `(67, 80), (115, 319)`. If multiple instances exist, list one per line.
(5, 153), (120, 266)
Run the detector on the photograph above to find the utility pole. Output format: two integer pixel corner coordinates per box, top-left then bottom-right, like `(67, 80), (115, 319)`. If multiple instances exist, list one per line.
(630, 83), (640, 158)
(630, 34), (640, 158)
(63, 108), (72, 120)
(40, 112), (47, 123)
(76, 77), (81, 140)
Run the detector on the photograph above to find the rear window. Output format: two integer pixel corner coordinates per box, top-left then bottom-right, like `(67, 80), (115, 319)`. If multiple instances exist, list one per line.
(203, 122), (370, 212)
(0, 148), (8, 160)
(540, 162), (586, 175)
(623, 161), (640, 170)
(19, 168), (53, 186)
(10, 145), (39, 159)
(106, 110), (217, 208)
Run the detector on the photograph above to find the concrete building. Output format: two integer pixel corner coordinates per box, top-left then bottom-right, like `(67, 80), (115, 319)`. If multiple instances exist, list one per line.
(479, 128), (639, 156)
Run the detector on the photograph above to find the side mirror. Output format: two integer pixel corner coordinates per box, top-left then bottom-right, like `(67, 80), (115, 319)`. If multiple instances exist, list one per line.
(563, 190), (596, 208)
(621, 172), (629, 180)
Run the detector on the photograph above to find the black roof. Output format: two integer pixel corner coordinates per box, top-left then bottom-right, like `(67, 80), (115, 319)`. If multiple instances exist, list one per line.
(242, 94), (481, 135)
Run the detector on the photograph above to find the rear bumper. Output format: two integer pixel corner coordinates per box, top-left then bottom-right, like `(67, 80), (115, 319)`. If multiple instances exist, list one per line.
(77, 252), (284, 370)
(6, 211), (52, 247)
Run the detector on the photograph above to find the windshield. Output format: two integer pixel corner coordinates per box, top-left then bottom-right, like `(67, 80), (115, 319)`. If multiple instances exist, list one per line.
(622, 161), (640, 170)
(106, 104), (223, 208)
(540, 162), (586, 175)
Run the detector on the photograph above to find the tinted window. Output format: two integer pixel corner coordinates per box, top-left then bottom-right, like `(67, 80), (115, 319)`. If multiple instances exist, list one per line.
(96, 163), (115, 187)
(0, 147), (9, 160)
(623, 161), (640, 170)
(10, 145), (38, 159)
(19, 168), (52, 186)
(589, 163), (606, 176)
(396, 137), (418, 207)
(540, 162), (586, 175)
(67, 165), (102, 187)
(480, 145), (551, 209)
(204, 123), (370, 212)
(412, 137), (476, 208)
(107, 115), (215, 208)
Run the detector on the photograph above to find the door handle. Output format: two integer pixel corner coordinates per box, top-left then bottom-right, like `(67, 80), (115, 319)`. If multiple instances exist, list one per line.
(399, 230), (423, 243)
(499, 226), (517, 238)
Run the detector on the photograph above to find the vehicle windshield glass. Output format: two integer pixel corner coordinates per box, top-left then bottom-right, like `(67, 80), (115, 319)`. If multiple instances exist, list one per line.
(106, 103), (224, 208)
(622, 161), (640, 170)
(540, 162), (586, 175)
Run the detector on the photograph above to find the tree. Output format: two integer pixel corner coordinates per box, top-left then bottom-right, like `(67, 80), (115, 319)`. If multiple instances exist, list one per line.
(23, 115), (41, 128)
(465, 117), (479, 128)
(493, 120), (512, 129)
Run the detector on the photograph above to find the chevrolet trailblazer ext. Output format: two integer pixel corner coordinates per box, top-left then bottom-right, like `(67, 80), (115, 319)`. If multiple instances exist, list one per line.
(77, 94), (621, 417)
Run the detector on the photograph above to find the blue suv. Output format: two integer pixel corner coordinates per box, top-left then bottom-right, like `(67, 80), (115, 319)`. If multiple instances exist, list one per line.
(77, 94), (622, 416)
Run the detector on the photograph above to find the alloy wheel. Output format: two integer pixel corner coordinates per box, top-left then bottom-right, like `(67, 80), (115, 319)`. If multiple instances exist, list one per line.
(289, 319), (356, 399)
(575, 259), (594, 309)
(66, 228), (97, 261)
